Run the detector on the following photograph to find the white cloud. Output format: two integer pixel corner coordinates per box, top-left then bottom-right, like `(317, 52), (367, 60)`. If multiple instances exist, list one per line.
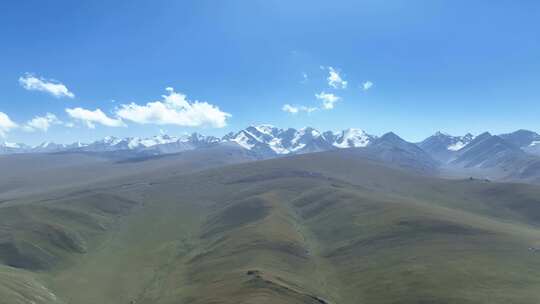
(66, 108), (125, 129)
(362, 81), (374, 91)
(282, 104), (299, 114)
(283, 90), (341, 114)
(23, 113), (61, 132)
(326, 67), (347, 89)
(116, 88), (231, 128)
(0, 112), (18, 137)
(19, 74), (75, 98)
(282, 104), (317, 114)
(315, 92), (340, 110)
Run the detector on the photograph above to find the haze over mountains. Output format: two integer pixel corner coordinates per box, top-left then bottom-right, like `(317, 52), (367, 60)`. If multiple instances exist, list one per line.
(3, 125), (540, 184)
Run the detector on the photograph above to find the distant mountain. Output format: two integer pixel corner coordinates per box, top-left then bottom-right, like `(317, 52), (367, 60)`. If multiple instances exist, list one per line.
(365, 132), (439, 173)
(0, 141), (30, 154)
(500, 129), (540, 148)
(286, 127), (335, 153)
(31, 142), (69, 153)
(327, 128), (374, 148)
(449, 132), (527, 169)
(224, 125), (284, 156)
(4, 126), (540, 184)
(0, 125), (378, 157)
(500, 130), (540, 156)
(148, 134), (218, 154)
(3, 125), (439, 175)
(78, 134), (219, 154)
(418, 132), (474, 162)
(78, 136), (125, 152)
(6, 128), (540, 160)
(415, 130), (540, 183)
(222, 125), (374, 156)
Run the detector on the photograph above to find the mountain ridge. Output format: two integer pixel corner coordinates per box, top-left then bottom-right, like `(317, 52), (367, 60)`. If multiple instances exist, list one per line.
(1, 125), (379, 156)
(4, 126), (538, 157)
(3, 126), (540, 184)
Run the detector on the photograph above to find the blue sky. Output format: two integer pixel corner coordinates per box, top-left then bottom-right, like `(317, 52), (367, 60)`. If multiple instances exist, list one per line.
(1, 0), (539, 144)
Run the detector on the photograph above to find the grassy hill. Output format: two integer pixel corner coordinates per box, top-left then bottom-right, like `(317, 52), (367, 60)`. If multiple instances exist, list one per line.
(1, 150), (540, 303)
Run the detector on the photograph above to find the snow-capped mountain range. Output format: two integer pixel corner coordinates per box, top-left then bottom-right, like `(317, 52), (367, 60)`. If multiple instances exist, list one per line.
(4, 125), (540, 183)
(2, 126), (540, 163)
(0, 125), (377, 156)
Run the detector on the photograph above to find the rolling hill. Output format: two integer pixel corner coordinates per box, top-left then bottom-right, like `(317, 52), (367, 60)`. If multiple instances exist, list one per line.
(1, 149), (540, 303)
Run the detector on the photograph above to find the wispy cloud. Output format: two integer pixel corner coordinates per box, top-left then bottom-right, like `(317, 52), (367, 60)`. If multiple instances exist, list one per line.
(282, 91), (340, 114)
(362, 81), (374, 91)
(23, 113), (62, 132)
(325, 66), (347, 89)
(116, 87), (231, 128)
(19, 74), (75, 98)
(66, 108), (125, 129)
(282, 104), (299, 114)
(282, 104), (317, 114)
(0, 112), (18, 137)
(315, 92), (340, 109)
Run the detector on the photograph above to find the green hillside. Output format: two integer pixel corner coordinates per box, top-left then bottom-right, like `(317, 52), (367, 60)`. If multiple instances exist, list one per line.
(1, 151), (540, 303)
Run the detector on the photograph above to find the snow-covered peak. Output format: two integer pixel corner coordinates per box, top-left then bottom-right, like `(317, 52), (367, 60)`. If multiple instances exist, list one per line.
(447, 141), (466, 151)
(223, 126), (376, 155)
(333, 128), (372, 148)
(243, 126), (274, 142)
(447, 134), (475, 151)
(229, 131), (256, 150)
(298, 127), (321, 138)
(421, 132), (475, 153)
(252, 124), (279, 136)
(139, 135), (178, 147)
(127, 137), (143, 149)
(101, 136), (122, 145)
